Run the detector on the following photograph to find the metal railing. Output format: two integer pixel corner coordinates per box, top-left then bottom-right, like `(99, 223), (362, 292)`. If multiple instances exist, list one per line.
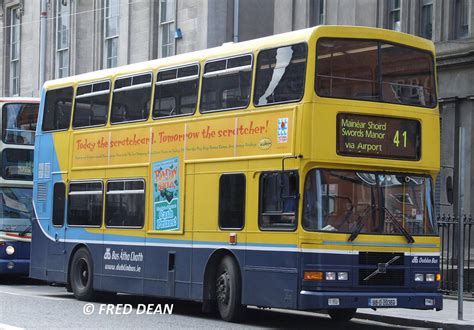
(437, 214), (474, 295)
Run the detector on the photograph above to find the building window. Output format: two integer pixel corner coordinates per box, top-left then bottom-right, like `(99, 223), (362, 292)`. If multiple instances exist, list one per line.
(159, 0), (175, 58)
(9, 7), (21, 96)
(420, 0), (433, 39)
(309, 0), (325, 26)
(104, 0), (119, 68)
(56, 0), (70, 78)
(455, 0), (469, 38)
(387, 0), (401, 31)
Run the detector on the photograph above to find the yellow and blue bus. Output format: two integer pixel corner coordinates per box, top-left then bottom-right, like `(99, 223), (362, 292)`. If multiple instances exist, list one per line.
(0, 98), (38, 276)
(30, 26), (441, 322)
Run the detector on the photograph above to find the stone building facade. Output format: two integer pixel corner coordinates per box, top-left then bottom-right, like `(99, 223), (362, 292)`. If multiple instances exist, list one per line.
(1, 0), (473, 213)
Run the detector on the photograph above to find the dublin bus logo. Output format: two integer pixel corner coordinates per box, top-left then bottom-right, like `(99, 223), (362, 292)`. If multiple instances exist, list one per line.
(104, 248), (112, 260)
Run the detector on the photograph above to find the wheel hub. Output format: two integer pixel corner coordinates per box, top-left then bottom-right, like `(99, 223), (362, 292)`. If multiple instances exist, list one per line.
(216, 272), (230, 305)
(79, 259), (89, 287)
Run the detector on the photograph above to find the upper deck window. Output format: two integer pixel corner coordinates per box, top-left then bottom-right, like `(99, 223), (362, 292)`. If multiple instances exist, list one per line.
(72, 81), (110, 128)
(200, 55), (252, 112)
(316, 38), (436, 108)
(111, 73), (152, 123)
(42, 87), (74, 131)
(254, 43), (307, 106)
(2, 103), (38, 145)
(153, 64), (199, 118)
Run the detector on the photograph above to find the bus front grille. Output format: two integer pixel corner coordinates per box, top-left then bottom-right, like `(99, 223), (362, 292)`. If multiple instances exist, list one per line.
(358, 269), (405, 286)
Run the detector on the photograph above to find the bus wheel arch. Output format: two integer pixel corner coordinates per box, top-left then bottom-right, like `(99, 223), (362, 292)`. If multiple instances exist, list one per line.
(67, 244), (88, 290)
(202, 249), (245, 322)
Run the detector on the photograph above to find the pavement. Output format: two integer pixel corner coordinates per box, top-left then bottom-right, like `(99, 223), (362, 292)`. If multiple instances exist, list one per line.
(355, 296), (474, 329)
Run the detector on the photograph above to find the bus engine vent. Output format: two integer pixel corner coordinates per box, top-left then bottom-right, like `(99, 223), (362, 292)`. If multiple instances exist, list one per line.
(358, 252), (404, 266)
(37, 183), (48, 201)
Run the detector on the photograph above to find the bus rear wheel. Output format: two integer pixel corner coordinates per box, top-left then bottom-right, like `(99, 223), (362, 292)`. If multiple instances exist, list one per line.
(70, 247), (97, 301)
(215, 256), (245, 322)
(328, 308), (357, 322)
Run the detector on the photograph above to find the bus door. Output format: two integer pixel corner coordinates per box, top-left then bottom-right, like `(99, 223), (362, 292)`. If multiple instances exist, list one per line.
(244, 170), (299, 309)
(47, 177), (67, 282)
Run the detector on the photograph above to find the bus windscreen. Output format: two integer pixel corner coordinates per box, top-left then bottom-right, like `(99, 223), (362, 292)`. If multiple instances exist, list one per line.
(303, 169), (436, 236)
(0, 187), (32, 233)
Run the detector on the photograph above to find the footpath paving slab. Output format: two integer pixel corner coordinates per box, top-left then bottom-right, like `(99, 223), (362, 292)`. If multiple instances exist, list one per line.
(355, 297), (474, 329)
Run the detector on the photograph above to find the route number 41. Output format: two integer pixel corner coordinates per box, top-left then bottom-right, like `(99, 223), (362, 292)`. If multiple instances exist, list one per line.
(393, 130), (407, 148)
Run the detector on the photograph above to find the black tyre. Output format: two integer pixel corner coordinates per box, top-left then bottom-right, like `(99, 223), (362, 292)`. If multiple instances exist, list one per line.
(215, 256), (245, 322)
(328, 308), (357, 322)
(70, 247), (97, 301)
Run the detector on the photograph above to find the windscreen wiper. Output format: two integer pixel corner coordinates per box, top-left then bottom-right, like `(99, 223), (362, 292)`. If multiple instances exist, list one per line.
(383, 207), (415, 244)
(347, 204), (374, 241)
(19, 225), (32, 237)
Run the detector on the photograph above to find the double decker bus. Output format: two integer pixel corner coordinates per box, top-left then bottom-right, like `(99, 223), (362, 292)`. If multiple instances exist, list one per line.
(30, 26), (441, 322)
(0, 98), (38, 275)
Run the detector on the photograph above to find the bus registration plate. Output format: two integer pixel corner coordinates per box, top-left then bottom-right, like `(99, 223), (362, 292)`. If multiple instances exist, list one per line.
(368, 298), (397, 307)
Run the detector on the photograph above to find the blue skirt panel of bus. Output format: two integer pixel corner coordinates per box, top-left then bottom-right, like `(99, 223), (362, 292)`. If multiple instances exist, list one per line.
(31, 212), (442, 311)
(0, 240), (30, 275)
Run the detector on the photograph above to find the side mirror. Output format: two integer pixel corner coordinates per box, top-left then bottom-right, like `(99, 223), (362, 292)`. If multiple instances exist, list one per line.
(446, 176), (454, 205)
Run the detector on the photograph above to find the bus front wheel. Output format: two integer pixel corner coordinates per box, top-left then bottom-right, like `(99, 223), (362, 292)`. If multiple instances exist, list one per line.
(70, 247), (96, 301)
(328, 308), (357, 322)
(215, 256), (245, 322)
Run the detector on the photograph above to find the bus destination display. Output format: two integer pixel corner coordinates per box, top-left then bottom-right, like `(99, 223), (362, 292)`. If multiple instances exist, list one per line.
(336, 113), (420, 160)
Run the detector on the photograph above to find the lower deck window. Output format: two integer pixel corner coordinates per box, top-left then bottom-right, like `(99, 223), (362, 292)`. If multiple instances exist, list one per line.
(68, 182), (103, 226)
(219, 174), (245, 230)
(1, 148), (33, 181)
(105, 179), (145, 227)
(52, 182), (66, 227)
(259, 171), (298, 230)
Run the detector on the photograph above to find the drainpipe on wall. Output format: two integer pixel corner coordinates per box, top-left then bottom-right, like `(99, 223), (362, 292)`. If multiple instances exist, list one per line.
(39, 0), (47, 93)
(233, 0), (239, 42)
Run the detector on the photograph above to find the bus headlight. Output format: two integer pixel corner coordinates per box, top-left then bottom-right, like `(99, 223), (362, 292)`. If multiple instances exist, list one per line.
(5, 245), (15, 255)
(337, 272), (348, 280)
(425, 274), (435, 282)
(414, 273), (424, 282)
(326, 272), (336, 281)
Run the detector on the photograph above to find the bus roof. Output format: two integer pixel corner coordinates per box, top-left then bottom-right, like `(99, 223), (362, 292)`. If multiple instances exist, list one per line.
(43, 25), (436, 90)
